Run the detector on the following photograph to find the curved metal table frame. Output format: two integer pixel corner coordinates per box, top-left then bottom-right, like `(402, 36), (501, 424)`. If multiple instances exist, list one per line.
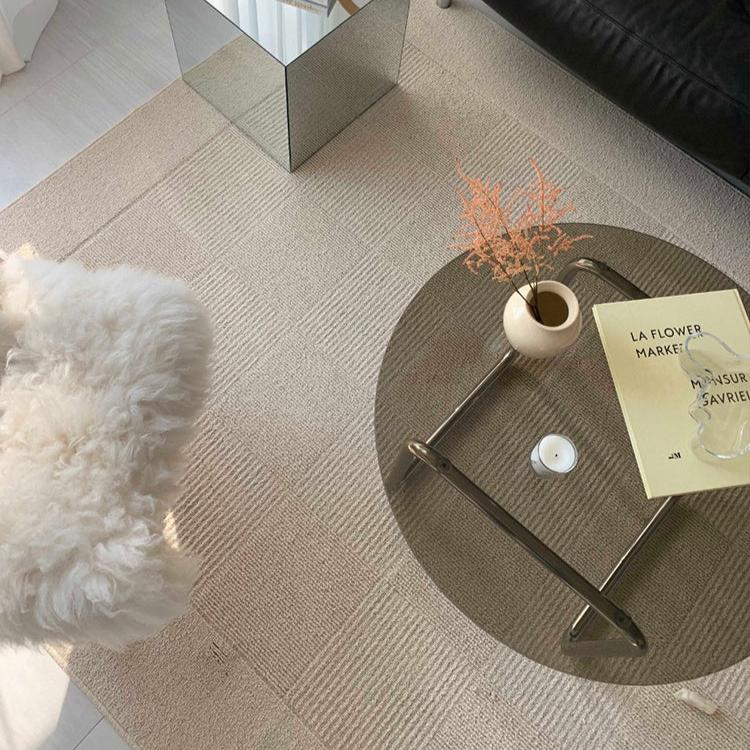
(386, 258), (681, 658)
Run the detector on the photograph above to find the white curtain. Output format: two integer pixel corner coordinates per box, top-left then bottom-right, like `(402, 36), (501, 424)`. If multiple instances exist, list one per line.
(0, 0), (58, 84)
(235, 0), (333, 62)
(0, 9), (25, 83)
(207, 0), (348, 62)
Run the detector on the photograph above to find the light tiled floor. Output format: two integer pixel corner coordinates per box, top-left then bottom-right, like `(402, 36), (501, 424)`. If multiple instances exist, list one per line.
(0, 646), (130, 750)
(0, 0), (179, 210)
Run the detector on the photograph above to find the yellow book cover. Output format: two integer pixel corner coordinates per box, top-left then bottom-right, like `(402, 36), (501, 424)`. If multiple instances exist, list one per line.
(593, 289), (750, 499)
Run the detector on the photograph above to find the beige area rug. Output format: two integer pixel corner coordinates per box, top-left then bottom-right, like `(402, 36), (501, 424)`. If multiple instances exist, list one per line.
(2, 1), (750, 748)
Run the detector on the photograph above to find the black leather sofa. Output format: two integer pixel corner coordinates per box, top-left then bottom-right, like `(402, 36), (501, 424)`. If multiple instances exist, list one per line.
(444, 0), (750, 194)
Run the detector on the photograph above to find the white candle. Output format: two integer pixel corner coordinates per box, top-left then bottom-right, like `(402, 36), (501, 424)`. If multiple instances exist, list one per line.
(530, 434), (578, 478)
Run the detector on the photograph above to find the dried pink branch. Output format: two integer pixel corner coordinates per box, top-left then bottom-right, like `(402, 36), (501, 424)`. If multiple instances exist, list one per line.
(453, 158), (591, 322)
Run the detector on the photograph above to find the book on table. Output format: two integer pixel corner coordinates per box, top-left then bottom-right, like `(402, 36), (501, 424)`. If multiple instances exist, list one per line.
(593, 289), (750, 499)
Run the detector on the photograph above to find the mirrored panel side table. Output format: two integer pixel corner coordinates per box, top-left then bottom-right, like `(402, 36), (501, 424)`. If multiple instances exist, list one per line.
(165, 0), (410, 170)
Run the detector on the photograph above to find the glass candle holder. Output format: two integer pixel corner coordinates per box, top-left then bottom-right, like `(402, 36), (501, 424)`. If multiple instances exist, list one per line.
(530, 434), (578, 478)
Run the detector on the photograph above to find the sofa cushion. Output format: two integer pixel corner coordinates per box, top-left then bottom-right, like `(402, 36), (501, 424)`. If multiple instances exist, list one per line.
(484, 0), (750, 185)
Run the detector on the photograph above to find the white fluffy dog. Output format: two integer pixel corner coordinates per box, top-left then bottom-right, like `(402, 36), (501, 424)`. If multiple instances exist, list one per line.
(0, 253), (211, 648)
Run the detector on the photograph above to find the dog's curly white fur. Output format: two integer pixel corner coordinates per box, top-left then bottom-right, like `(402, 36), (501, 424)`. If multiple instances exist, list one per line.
(0, 254), (211, 648)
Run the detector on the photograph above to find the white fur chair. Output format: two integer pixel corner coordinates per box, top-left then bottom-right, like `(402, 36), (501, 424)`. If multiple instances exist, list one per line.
(0, 252), (210, 648)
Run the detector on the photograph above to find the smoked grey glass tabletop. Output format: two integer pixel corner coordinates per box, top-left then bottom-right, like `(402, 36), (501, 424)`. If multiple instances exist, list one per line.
(165, 0), (409, 170)
(374, 224), (750, 685)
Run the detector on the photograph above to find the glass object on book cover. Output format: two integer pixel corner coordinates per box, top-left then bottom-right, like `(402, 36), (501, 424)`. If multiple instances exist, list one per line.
(680, 331), (750, 460)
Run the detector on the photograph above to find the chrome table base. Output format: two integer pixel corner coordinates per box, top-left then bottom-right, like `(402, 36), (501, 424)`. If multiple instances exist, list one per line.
(387, 258), (679, 658)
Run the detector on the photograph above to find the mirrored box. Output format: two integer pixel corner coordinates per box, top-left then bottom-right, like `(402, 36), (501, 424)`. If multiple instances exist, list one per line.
(165, 0), (410, 170)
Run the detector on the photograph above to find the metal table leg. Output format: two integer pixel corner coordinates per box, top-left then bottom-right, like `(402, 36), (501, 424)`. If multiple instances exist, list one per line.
(407, 441), (647, 654)
(387, 257), (665, 658)
(561, 495), (678, 656)
(384, 349), (517, 493)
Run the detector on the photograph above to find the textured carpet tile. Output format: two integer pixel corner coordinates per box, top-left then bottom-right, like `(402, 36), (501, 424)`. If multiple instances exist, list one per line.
(432, 682), (563, 750)
(294, 116), (440, 242)
(497, 663), (634, 749)
(387, 548), (528, 677)
(190, 260), (289, 394)
(178, 418), (290, 583)
(203, 337), (368, 490)
(193, 497), (378, 695)
(288, 585), (475, 750)
(149, 126), (299, 254)
(217, 194), (377, 331)
(357, 43), (499, 179)
(0, 82), (226, 260)
(296, 251), (417, 388)
(698, 662), (750, 730)
(612, 684), (750, 750)
(52, 612), (326, 750)
(2, 0), (749, 747)
(73, 197), (211, 281)
(295, 410), (409, 571)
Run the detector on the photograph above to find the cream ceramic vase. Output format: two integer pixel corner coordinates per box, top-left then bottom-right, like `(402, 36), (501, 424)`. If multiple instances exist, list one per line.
(503, 279), (581, 359)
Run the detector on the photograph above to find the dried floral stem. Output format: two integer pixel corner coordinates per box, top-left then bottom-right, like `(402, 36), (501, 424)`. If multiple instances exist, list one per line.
(530, 159), (544, 294)
(453, 158), (590, 325)
(474, 173), (542, 321)
(470, 215), (526, 303)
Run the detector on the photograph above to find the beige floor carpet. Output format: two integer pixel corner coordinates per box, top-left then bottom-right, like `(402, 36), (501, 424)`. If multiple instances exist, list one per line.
(2, 1), (750, 748)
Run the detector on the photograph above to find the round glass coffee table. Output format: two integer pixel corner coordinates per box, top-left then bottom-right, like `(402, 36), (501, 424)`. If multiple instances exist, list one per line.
(374, 224), (750, 685)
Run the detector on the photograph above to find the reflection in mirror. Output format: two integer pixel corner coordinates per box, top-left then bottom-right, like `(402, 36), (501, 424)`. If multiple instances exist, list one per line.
(166, 0), (409, 170)
(286, 0), (408, 168)
(166, 0), (290, 167)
